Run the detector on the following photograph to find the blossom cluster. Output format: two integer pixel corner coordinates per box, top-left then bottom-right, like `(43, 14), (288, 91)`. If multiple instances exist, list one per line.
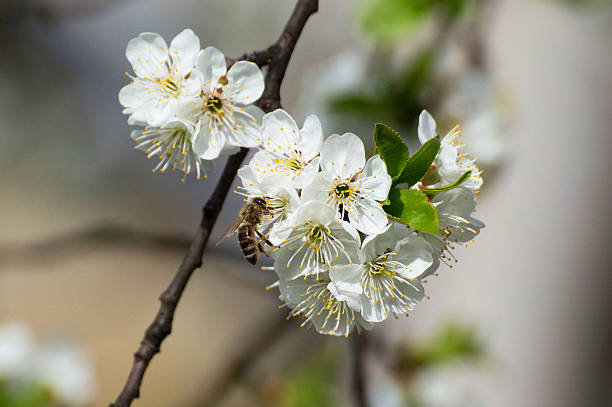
(237, 110), (484, 337)
(119, 29), (265, 181)
(118, 30), (484, 337)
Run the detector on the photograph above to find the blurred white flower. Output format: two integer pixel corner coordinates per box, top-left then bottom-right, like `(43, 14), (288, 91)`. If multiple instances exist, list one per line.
(296, 51), (373, 138)
(190, 47), (264, 160)
(119, 29), (202, 126)
(302, 133), (391, 234)
(0, 322), (34, 378)
(33, 338), (96, 406)
(249, 109), (323, 188)
(273, 201), (360, 280)
(366, 359), (404, 407)
(0, 322), (95, 406)
(441, 72), (510, 166)
(412, 362), (484, 407)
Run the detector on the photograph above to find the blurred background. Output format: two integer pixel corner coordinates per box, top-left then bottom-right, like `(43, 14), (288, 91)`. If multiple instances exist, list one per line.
(1, 0), (611, 406)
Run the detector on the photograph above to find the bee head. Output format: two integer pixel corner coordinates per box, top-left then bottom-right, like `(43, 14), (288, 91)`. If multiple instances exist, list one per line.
(253, 197), (267, 208)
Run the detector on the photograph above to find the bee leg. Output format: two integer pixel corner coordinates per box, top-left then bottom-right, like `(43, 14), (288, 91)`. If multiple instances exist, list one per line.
(256, 231), (278, 249)
(257, 241), (270, 257)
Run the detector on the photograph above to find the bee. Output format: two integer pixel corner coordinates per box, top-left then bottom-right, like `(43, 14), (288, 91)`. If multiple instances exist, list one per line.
(217, 197), (276, 265)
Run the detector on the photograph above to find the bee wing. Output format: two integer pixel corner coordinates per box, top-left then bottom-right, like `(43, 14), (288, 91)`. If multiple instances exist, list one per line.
(216, 212), (248, 246)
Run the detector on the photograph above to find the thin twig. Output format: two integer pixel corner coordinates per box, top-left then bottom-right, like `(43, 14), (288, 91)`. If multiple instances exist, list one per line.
(351, 333), (369, 407)
(109, 1), (319, 406)
(109, 148), (248, 407)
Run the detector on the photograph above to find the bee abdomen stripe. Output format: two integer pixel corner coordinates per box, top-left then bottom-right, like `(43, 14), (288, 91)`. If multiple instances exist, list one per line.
(245, 253), (258, 265)
(238, 226), (252, 238)
(242, 244), (256, 252)
(240, 239), (256, 249)
(242, 244), (256, 254)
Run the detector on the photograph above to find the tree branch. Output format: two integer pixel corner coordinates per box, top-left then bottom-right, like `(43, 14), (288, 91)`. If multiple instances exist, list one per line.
(351, 333), (369, 407)
(256, 0), (318, 112)
(109, 1), (319, 406)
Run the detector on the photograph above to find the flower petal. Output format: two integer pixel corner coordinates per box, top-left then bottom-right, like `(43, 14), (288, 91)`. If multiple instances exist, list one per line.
(261, 109), (300, 151)
(348, 197), (388, 234)
(222, 109), (261, 148)
(394, 234), (434, 280)
(298, 114), (323, 160)
(193, 117), (225, 160)
(433, 188), (484, 242)
(169, 28), (200, 76)
(360, 224), (395, 261)
(278, 274), (320, 306)
(436, 146), (460, 177)
(360, 291), (388, 323)
(300, 171), (333, 204)
(274, 241), (326, 280)
(293, 156), (320, 189)
(387, 279), (424, 316)
(268, 219), (294, 246)
(320, 133), (365, 178)
(327, 280), (362, 313)
(118, 80), (157, 124)
(329, 264), (364, 300)
(357, 155), (392, 201)
(126, 32), (169, 80)
(196, 46), (227, 90)
(295, 201), (336, 226)
(418, 109), (437, 145)
(225, 61), (265, 105)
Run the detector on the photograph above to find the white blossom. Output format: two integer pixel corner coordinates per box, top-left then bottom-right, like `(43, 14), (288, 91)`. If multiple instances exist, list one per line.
(130, 117), (214, 181)
(418, 110), (483, 192)
(278, 273), (372, 337)
(302, 133), (392, 234)
(440, 71), (509, 166)
(190, 47), (264, 160)
(33, 338), (96, 406)
(249, 109), (323, 188)
(273, 201), (360, 280)
(332, 224), (433, 323)
(420, 187), (484, 277)
(412, 362), (484, 407)
(0, 322), (34, 378)
(119, 29), (202, 126)
(434, 188), (484, 244)
(236, 165), (301, 245)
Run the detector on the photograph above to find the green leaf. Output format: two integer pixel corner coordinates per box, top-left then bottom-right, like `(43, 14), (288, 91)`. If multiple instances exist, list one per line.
(422, 322), (483, 364)
(393, 135), (440, 188)
(373, 123), (409, 180)
(422, 170), (471, 194)
(328, 93), (380, 116)
(383, 188), (439, 234)
(441, 0), (472, 19)
(279, 350), (340, 407)
(361, 0), (433, 42)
